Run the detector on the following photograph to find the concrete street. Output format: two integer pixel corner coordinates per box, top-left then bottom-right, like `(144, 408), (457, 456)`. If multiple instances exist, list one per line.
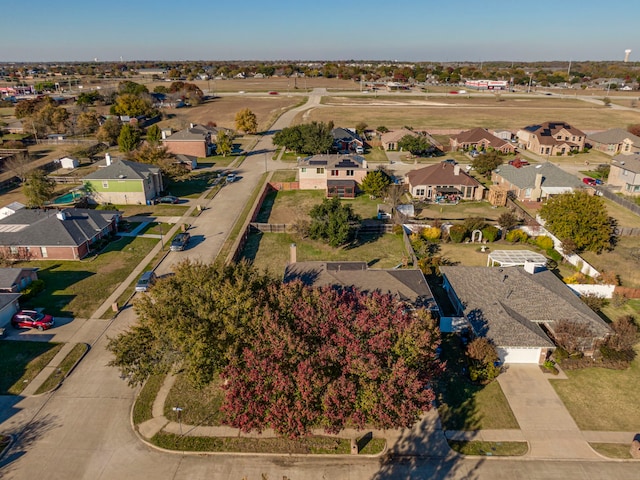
(1, 90), (638, 479)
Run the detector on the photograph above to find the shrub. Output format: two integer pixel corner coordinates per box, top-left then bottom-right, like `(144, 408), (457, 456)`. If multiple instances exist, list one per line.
(553, 347), (569, 361)
(546, 248), (562, 262)
(422, 226), (441, 241)
(448, 224), (468, 243)
(505, 229), (528, 243)
(463, 217), (487, 232)
(392, 224), (404, 236)
(20, 279), (45, 302)
(481, 226), (499, 242)
(580, 292), (608, 312)
(535, 235), (554, 250)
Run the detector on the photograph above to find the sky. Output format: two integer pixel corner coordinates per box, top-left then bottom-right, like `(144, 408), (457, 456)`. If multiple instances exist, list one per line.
(3, 0), (639, 63)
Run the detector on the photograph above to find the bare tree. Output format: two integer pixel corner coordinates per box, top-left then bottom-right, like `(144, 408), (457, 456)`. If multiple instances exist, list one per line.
(3, 151), (33, 182)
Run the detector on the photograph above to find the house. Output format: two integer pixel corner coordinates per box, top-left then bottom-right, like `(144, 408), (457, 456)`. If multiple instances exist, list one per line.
(517, 121), (586, 156)
(439, 265), (611, 363)
(587, 128), (640, 156)
(174, 154), (198, 171)
(450, 127), (517, 154)
(380, 129), (442, 152)
(284, 257), (437, 311)
(0, 208), (121, 260)
(405, 162), (484, 203)
(82, 154), (164, 205)
(59, 156), (79, 169)
(162, 123), (222, 157)
(298, 154), (368, 198)
(332, 127), (364, 153)
(0, 293), (21, 329)
(0, 267), (39, 292)
(0, 202), (25, 219)
(491, 162), (583, 202)
(608, 153), (640, 195)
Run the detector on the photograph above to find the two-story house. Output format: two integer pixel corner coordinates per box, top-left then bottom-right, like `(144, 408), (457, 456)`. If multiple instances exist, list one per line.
(517, 121), (586, 156)
(608, 153), (640, 195)
(298, 154), (368, 198)
(162, 123), (227, 157)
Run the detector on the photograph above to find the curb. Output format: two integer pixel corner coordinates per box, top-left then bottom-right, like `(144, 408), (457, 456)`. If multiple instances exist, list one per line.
(31, 343), (91, 396)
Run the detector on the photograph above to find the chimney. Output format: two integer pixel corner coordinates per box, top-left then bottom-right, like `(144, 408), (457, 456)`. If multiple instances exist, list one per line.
(289, 243), (297, 264)
(454, 165), (460, 176)
(190, 123), (195, 129)
(534, 173), (543, 188)
(105, 152), (112, 166)
(161, 130), (167, 140)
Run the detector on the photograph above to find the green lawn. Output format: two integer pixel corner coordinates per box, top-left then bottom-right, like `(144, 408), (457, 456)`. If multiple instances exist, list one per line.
(0, 341), (63, 395)
(550, 344), (640, 431)
(19, 236), (158, 318)
(589, 443), (633, 459)
(132, 374), (166, 425)
(165, 170), (224, 198)
(35, 343), (88, 394)
(165, 374), (225, 426)
(270, 169), (297, 183)
(447, 440), (528, 456)
(242, 232), (407, 275)
(364, 147), (389, 163)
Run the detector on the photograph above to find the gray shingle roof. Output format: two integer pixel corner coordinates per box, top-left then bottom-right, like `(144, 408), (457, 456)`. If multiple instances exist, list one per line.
(612, 153), (640, 174)
(440, 266), (610, 347)
(284, 261), (436, 309)
(299, 154), (366, 169)
(587, 128), (640, 146)
(494, 162), (583, 189)
(0, 268), (36, 289)
(0, 292), (21, 310)
(0, 208), (120, 247)
(83, 159), (160, 181)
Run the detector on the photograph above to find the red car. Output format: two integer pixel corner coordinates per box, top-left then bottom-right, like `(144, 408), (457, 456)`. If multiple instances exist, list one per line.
(11, 310), (54, 331)
(582, 177), (597, 186)
(268, 91), (279, 95)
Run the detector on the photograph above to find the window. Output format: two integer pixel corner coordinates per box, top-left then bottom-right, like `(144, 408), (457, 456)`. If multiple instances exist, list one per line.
(41, 247), (48, 258)
(102, 181), (109, 188)
(301, 168), (306, 173)
(525, 188), (532, 198)
(10, 246), (18, 255)
(346, 170), (354, 176)
(331, 170), (339, 176)
(316, 168), (325, 174)
(416, 188), (425, 196)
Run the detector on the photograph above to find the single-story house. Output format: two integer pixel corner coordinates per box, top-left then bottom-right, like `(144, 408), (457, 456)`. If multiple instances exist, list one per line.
(0, 293), (21, 328)
(406, 162), (484, 202)
(491, 162), (583, 202)
(332, 127), (364, 153)
(380, 129), (442, 152)
(284, 256), (437, 311)
(82, 154), (164, 205)
(608, 153), (640, 195)
(517, 121), (586, 156)
(587, 128), (640, 156)
(174, 154), (198, 170)
(298, 153), (368, 198)
(162, 123), (228, 157)
(0, 207), (121, 260)
(0, 202), (25, 219)
(450, 127), (517, 154)
(0, 267), (39, 293)
(439, 265), (611, 363)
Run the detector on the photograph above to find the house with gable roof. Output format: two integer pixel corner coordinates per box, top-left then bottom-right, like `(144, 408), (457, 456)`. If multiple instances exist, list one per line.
(491, 162), (583, 202)
(517, 121), (586, 156)
(162, 123), (232, 157)
(608, 153), (640, 195)
(587, 128), (640, 156)
(298, 153), (368, 198)
(450, 127), (516, 154)
(406, 162), (484, 202)
(0, 208), (121, 260)
(331, 127), (364, 153)
(0, 267), (39, 293)
(82, 154), (164, 205)
(439, 265), (611, 363)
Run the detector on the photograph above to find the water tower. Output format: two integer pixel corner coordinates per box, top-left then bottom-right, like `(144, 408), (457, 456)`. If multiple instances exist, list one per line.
(624, 49), (632, 62)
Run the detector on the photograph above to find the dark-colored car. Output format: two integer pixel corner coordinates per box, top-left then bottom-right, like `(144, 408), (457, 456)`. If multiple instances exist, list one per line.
(12, 310), (54, 331)
(155, 195), (179, 204)
(170, 232), (191, 252)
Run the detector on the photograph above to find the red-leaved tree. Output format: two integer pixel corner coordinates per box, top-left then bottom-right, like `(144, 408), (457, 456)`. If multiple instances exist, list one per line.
(221, 281), (444, 438)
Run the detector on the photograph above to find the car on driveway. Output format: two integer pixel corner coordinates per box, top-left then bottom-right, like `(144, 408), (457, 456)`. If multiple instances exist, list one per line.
(170, 232), (191, 252)
(155, 195), (179, 204)
(582, 177), (597, 186)
(12, 310), (54, 331)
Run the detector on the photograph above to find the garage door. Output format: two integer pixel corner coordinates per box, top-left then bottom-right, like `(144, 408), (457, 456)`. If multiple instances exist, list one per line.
(498, 347), (541, 364)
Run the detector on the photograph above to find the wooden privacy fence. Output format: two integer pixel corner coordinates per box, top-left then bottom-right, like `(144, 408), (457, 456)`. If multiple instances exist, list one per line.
(598, 187), (640, 217)
(249, 223), (291, 233)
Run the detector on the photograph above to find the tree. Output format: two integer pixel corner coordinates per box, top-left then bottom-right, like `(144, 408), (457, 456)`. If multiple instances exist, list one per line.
(97, 117), (122, 145)
(76, 111), (100, 135)
(234, 108), (258, 134)
(397, 134), (431, 155)
(553, 319), (594, 354)
(118, 80), (149, 95)
(111, 93), (153, 117)
(221, 283), (443, 437)
(4, 151), (32, 182)
(539, 191), (614, 253)
(216, 130), (232, 157)
(471, 151), (503, 177)
(361, 169), (391, 198)
(309, 197), (361, 247)
(23, 169), (56, 207)
(628, 124), (640, 137)
(272, 126), (304, 153)
(604, 315), (639, 352)
(145, 124), (162, 145)
(117, 124), (141, 152)
(355, 121), (368, 136)
(272, 122), (334, 155)
(497, 211), (520, 231)
(466, 337), (501, 383)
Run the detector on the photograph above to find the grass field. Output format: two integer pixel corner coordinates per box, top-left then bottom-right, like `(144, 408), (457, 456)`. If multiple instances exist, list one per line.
(580, 236), (640, 288)
(0, 341), (63, 395)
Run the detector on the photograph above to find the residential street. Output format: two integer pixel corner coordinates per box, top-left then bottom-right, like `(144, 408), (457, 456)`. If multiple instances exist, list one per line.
(1, 90), (639, 479)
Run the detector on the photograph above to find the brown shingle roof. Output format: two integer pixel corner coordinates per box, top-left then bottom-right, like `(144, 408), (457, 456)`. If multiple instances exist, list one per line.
(406, 163), (482, 188)
(451, 127), (512, 150)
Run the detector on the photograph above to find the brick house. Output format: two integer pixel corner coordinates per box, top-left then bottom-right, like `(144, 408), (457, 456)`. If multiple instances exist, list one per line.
(450, 127), (517, 154)
(608, 153), (640, 195)
(298, 154), (368, 198)
(162, 123), (228, 157)
(405, 162), (484, 202)
(517, 121), (586, 156)
(587, 128), (640, 156)
(0, 208), (121, 260)
(491, 162), (583, 202)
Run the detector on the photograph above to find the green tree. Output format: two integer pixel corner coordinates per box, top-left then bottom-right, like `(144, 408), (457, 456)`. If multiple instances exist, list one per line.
(145, 124), (162, 145)
(23, 169), (56, 207)
(355, 121), (368, 136)
(216, 130), (232, 157)
(111, 93), (153, 117)
(234, 108), (258, 134)
(118, 80), (149, 95)
(539, 191), (614, 253)
(97, 117), (122, 145)
(397, 134), (431, 155)
(118, 124), (141, 152)
(361, 169), (391, 198)
(309, 197), (361, 247)
(301, 121), (334, 154)
(471, 151), (503, 177)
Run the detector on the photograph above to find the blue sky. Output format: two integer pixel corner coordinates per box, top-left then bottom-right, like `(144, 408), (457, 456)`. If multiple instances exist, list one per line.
(4, 0), (638, 62)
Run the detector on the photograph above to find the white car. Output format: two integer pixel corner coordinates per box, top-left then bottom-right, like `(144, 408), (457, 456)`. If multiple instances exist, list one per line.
(226, 173), (237, 183)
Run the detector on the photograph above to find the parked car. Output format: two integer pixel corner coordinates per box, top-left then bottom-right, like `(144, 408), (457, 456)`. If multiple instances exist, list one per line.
(226, 173), (237, 183)
(170, 232), (191, 252)
(582, 177), (597, 186)
(135, 271), (157, 292)
(355, 146), (364, 154)
(442, 158), (458, 165)
(269, 91), (279, 95)
(11, 310), (54, 331)
(155, 195), (179, 204)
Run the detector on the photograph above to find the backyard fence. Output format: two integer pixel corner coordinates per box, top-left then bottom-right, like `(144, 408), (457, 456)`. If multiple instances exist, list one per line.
(249, 223), (290, 233)
(598, 187), (640, 217)
(49, 176), (84, 185)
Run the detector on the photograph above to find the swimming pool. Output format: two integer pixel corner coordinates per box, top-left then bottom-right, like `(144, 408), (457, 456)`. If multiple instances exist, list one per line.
(51, 191), (84, 205)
